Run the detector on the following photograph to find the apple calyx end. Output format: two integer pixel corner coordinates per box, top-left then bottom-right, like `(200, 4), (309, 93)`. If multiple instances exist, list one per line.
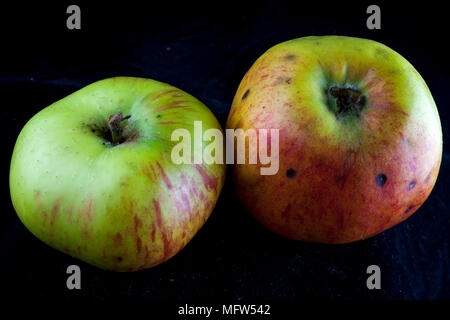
(328, 86), (366, 119)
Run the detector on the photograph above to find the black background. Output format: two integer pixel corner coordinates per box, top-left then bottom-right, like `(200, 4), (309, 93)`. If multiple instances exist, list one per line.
(0, 0), (448, 305)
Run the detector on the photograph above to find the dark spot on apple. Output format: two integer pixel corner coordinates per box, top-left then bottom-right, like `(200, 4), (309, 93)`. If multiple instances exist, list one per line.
(376, 48), (389, 58)
(376, 174), (387, 187)
(281, 203), (291, 220)
(286, 168), (296, 179)
(285, 78), (292, 84)
(335, 173), (348, 186)
(403, 205), (415, 216)
(285, 54), (296, 60)
(242, 89), (250, 100)
(408, 181), (416, 191)
(113, 232), (123, 246)
(117, 256), (123, 262)
(91, 129), (95, 133)
(156, 114), (162, 118)
(425, 171), (432, 183)
(405, 137), (411, 147)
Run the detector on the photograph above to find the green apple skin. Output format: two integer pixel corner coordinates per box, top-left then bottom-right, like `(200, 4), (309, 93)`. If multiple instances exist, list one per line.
(227, 36), (442, 243)
(10, 77), (225, 271)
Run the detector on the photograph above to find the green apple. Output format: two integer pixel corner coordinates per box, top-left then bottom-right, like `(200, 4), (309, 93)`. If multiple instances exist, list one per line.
(10, 77), (226, 271)
(227, 36), (442, 243)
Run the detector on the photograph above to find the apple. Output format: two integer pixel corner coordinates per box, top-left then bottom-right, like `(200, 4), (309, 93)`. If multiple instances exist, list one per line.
(10, 77), (225, 271)
(226, 36), (442, 243)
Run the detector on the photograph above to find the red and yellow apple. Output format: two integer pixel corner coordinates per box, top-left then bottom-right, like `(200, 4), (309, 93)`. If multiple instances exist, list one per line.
(10, 77), (225, 271)
(227, 36), (442, 243)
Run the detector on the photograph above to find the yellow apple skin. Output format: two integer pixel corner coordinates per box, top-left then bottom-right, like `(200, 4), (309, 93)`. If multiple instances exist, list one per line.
(227, 36), (442, 243)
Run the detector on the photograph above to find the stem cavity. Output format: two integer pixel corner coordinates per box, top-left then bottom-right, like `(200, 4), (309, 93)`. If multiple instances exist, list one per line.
(107, 112), (131, 144)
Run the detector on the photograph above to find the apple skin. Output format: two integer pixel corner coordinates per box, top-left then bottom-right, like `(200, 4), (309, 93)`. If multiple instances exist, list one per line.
(226, 36), (442, 243)
(10, 77), (225, 271)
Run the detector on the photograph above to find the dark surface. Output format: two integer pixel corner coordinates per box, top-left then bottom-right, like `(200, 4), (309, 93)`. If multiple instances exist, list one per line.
(0, 1), (448, 302)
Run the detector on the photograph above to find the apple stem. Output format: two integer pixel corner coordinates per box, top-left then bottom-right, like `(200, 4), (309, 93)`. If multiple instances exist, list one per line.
(108, 112), (131, 144)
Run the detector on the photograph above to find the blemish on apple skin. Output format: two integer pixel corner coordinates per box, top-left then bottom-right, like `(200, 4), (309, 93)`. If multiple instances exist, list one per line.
(376, 48), (390, 59)
(425, 171), (433, 183)
(335, 172), (349, 187)
(404, 137), (411, 147)
(113, 232), (123, 246)
(34, 190), (40, 200)
(403, 205), (415, 216)
(242, 89), (250, 100)
(274, 76), (292, 85)
(408, 181), (416, 191)
(142, 164), (155, 180)
(84, 197), (94, 221)
(376, 174), (387, 187)
(285, 54), (296, 60)
(281, 203), (291, 220)
(42, 212), (48, 227)
(116, 256), (123, 263)
(50, 197), (62, 227)
(67, 205), (74, 221)
(286, 168), (296, 179)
